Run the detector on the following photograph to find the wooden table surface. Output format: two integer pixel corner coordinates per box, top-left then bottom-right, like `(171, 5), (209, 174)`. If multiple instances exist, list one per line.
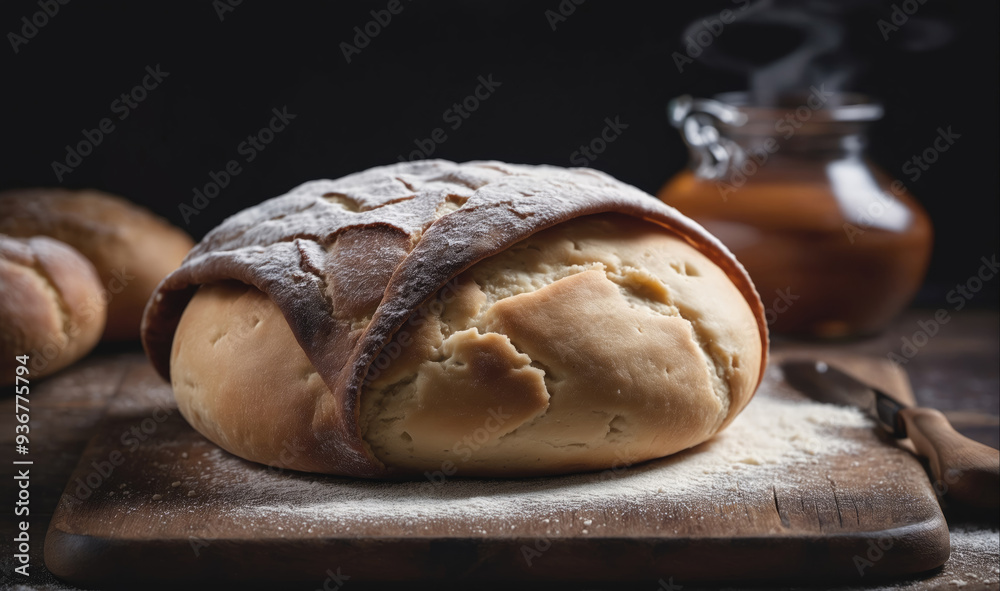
(2, 309), (997, 591)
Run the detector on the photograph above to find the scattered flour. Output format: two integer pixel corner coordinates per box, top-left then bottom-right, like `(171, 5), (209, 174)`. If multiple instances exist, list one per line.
(185, 388), (873, 527)
(816, 527), (1000, 591)
(943, 528), (1000, 588)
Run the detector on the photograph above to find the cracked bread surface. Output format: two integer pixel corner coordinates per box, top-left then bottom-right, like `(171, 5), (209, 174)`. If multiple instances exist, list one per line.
(149, 160), (768, 477)
(171, 215), (761, 476)
(360, 214), (759, 475)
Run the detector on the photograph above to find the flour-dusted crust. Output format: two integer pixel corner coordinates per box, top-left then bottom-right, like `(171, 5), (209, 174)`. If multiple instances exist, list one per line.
(144, 160), (768, 477)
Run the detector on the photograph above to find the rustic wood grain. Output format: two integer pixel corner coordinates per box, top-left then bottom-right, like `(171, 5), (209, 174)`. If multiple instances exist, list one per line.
(4, 310), (996, 589)
(0, 351), (141, 584)
(898, 407), (1000, 509)
(42, 356), (951, 587)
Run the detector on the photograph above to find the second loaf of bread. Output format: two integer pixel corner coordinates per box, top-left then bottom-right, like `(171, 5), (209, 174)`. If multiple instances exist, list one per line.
(0, 189), (194, 341)
(0, 235), (107, 382)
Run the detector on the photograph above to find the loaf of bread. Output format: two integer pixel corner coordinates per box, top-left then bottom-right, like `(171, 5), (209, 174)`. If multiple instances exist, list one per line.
(0, 235), (107, 383)
(144, 161), (768, 478)
(0, 189), (194, 341)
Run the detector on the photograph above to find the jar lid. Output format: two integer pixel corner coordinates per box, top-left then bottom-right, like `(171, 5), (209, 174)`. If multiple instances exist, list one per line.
(713, 91), (884, 124)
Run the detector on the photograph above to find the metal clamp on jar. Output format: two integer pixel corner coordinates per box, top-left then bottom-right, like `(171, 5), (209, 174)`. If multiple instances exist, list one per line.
(659, 92), (932, 338)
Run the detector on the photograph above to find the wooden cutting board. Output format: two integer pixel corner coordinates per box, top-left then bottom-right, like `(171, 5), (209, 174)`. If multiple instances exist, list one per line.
(44, 353), (949, 588)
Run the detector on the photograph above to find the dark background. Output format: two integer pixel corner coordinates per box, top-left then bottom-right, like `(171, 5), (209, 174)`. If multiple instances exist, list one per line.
(1, 0), (997, 308)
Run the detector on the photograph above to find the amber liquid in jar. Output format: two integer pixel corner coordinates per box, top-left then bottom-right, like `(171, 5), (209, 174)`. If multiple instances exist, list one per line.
(660, 94), (932, 338)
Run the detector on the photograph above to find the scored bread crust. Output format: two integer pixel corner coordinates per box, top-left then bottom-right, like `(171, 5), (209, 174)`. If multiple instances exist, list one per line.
(0, 235), (107, 382)
(0, 188), (194, 341)
(143, 160), (768, 477)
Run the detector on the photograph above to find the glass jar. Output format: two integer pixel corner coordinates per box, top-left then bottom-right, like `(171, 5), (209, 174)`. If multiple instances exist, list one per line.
(658, 92), (932, 338)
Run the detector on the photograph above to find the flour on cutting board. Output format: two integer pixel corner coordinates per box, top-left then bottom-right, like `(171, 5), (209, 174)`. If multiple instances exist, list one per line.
(820, 528), (1000, 590)
(181, 372), (873, 527)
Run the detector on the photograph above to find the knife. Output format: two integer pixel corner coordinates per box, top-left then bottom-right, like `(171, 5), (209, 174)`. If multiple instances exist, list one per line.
(781, 359), (1000, 509)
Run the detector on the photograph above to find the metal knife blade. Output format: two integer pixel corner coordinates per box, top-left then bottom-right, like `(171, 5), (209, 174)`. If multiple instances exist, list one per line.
(780, 360), (908, 438)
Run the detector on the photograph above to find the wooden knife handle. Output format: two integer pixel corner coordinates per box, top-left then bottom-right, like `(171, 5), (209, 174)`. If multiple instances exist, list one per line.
(899, 407), (1000, 508)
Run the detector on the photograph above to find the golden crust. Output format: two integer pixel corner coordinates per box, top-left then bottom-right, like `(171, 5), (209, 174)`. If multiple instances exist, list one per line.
(0, 188), (194, 340)
(0, 235), (107, 382)
(360, 214), (760, 475)
(171, 213), (763, 477)
(148, 160), (768, 477)
(171, 281), (336, 472)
